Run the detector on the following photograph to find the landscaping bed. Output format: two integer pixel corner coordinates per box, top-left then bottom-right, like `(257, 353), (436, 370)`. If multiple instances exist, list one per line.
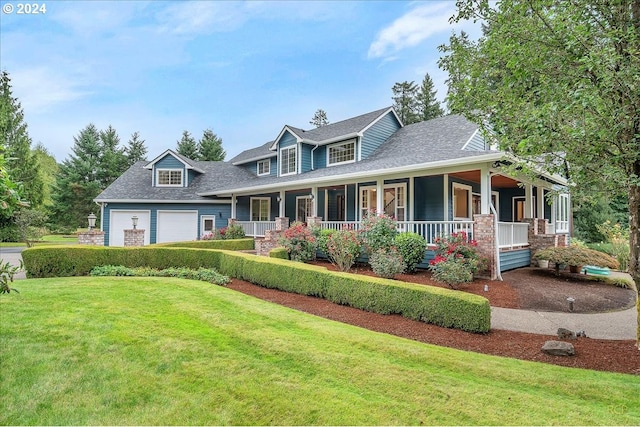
(228, 263), (639, 375)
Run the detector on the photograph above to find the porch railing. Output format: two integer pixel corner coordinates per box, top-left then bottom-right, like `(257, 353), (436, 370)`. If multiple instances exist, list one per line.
(235, 221), (277, 237)
(319, 220), (474, 245)
(497, 222), (529, 249)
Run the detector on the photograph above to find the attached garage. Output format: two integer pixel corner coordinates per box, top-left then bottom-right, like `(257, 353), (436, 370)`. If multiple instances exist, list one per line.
(109, 210), (151, 247)
(156, 210), (198, 243)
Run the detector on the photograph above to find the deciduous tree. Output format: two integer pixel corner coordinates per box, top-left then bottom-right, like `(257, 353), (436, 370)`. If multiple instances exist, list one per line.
(309, 109), (330, 128)
(439, 0), (640, 340)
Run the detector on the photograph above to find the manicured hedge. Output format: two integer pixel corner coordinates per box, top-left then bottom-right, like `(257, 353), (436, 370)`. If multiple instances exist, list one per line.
(269, 248), (289, 260)
(155, 238), (254, 251)
(22, 245), (491, 333)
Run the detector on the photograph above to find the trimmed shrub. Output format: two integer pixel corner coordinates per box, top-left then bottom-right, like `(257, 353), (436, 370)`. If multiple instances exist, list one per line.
(395, 232), (428, 273)
(157, 238), (254, 251)
(21, 245), (491, 333)
(269, 248), (289, 260)
(89, 265), (229, 285)
(369, 248), (405, 278)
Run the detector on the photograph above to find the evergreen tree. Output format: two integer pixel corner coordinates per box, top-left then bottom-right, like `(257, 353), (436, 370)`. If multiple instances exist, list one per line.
(124, 131), (148, 166)
(198, 129), (225, 161)
(417, 73), (444, 121)
(0, 70), (44, 208)
(50, 124), (103, 228)
(391, 81), (419, 124)
(98, 125), (127, 188)
(309, 109), (330, 128)
(176, 130), (198, 160)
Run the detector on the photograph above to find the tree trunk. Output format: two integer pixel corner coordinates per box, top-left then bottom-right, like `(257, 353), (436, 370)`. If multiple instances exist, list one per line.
(630, 160), (640, 350)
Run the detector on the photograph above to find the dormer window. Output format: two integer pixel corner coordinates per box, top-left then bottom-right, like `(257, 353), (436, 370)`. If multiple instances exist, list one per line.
(328, 140), (355, 166)
(257, 159), (271, 176)
(280, 146), (297, 176)
(157, 169), (183, 187)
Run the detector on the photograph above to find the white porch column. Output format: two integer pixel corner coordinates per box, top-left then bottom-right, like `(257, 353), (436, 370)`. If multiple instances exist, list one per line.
(443, 174), (449, 220)
(409, 176), (415, 221)
(311, 187), (318, 216)
(536, 186), (545, 219)
(376, 179), (384, 215)
(480, 165), (490, 215)
(231, 194), (237, 219)
(279, 190), (285, 217)
(525, 184), (534, 218)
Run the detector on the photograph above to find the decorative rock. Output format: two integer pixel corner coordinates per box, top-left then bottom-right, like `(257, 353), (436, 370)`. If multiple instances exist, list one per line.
(542, 340), (575, 356)
(557, 327), (577, 340)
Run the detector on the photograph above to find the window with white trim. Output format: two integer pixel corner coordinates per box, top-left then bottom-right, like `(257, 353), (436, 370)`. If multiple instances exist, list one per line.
(201, 215), (216, 238)
(251, 198), (270, 221)
(257, 159), (270, 176)
(280, 146), (297, 176)
(556, 193), (569, 233)
(453, 183), (472, 219)
(157, 169), (183, 186)
(328, 140), (355, 166)
(296, 196), (313, 223)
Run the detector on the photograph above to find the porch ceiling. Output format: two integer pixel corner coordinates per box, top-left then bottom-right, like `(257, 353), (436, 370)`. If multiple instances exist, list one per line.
(449, 171), (520, 188)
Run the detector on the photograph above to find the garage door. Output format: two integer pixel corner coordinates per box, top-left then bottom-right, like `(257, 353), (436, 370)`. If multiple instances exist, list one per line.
(109, 210), (151, 247)
(157, 211), (198, 243)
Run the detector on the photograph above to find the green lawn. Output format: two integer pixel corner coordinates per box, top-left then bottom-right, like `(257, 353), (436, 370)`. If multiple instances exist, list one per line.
(0, 234), (80, 247)
(1, 277), (638, 425)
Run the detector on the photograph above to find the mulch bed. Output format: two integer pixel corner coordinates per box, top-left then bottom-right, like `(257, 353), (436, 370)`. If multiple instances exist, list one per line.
(227, 262), (640, 375)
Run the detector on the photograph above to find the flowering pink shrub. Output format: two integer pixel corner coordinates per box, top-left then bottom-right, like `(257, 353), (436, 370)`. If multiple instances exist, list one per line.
(325, 228), (361, 272)
(278, 221), (317, 262)
(359, 209), (397, 255)
(428, 232), (485, 288)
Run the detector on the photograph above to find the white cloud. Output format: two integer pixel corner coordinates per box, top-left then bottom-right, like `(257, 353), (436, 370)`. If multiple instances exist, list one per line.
(368, 2), (457, 59)
(11, 66), (95, 113)
(155, 1), (250, 36)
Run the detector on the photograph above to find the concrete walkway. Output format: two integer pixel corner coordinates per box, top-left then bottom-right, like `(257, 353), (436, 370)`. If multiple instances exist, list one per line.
(2, 247), (637, 340)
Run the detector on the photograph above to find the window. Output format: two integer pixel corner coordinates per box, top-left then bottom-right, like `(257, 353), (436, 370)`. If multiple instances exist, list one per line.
(201, 215), (216, 237)
(296, 196), (314, 223)
(257, 159), (270, 176)
(157, 169), (183, 186)
(280, 146), (297, 176)
(453, 183), (472, 219)
(556, 193), (569, 232)
(328, 140), (355, 166)
(360, 184), (407, 221)
(251, 198), (270, 221)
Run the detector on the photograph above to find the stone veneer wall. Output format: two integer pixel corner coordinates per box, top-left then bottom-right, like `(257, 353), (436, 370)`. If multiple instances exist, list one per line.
(523, 218), (569, 263)
(254, 217), (290, 257)
(473, 214), (497, 280)
(78, 230), (105, 246)
(124, 229), (145, 247)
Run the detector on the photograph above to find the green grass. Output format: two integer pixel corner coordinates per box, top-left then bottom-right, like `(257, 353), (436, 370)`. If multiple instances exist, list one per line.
(0, 234), (80, 247)
(1, 277), (638, 425)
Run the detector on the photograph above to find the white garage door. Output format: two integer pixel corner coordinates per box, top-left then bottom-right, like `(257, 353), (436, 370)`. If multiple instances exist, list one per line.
(109, 210), (151, 247)
(157, 211), (198, 243)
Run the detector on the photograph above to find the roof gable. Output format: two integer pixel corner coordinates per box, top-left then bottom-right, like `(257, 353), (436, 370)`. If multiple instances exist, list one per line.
(144, 149), (205, 173)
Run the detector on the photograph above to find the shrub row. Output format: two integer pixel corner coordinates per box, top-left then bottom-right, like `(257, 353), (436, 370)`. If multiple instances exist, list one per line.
(90, 265), (230, 286)
(155, 238), (254, 251)
(22, 245), (491, 333)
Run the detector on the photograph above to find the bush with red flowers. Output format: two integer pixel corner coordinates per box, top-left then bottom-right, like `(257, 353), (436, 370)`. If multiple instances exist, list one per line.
(428, 232), (486, 288)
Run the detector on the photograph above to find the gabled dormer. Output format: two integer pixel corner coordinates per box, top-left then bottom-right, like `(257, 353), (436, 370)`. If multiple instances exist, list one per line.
(267, 107), (402, 176)
(144, 149), (204, 187)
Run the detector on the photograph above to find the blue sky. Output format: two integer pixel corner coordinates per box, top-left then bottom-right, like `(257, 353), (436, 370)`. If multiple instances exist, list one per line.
(1, 0), (480, 162)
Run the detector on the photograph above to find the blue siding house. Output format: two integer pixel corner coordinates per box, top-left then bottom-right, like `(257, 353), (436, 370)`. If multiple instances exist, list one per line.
(96, 106), (571, 277)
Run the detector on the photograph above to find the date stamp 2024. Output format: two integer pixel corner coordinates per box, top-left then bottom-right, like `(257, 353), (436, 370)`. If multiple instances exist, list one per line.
(2, 2), (47, 15)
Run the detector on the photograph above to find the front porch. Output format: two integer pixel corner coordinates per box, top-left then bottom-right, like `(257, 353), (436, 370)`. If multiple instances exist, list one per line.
(222, 165), (570, 278)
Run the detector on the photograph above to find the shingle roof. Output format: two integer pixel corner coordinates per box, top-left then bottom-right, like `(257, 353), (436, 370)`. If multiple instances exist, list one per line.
(96, 114), (502, 202)
(228, 140), (275, 165)
(94, 160), (257, 202)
